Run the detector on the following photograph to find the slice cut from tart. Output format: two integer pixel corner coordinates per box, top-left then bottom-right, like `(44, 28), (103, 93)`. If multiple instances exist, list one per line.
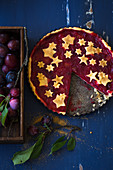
(28, 27), (113, 115)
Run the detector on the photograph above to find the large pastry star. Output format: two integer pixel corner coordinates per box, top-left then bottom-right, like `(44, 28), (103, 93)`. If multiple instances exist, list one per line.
(51, 56), (62, 67)
(37, 73), (48, 86)
(45, 90), (53, 97)
(85, 45), (95, 55)
(46, 64), (54, 72)
(52, 75), (64, 85)
(87, 70), (97, 82)
(78, 54), (88, 65)
(97, 72), (112, 86)
(78, 39), (86, 46)
(64, 51), (72, 58)
(53, 93), (66, 108)
(89, 58), (96, 66)
(62, 35), (75, 44)
(43, 47), (56, 59)
(53, 82), (61, 88)
(37, 61), (45, 68)
(99, 59), (107, 68)
(75, 48), (82, 55)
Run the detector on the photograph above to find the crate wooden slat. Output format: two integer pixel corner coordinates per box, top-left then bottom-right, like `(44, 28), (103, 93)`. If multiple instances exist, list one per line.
(0, 26), (24, 143)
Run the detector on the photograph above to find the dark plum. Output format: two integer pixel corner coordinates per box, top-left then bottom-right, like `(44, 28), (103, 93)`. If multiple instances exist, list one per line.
(9, 98), (19, 110)
(5, 53), (19, 69)
(8, 107), (17, 117)
(7, 40), (19, 51)
(0, 34), (9, 44)
(2, 65), (9, 74)
(0, 44), (8, 58)
(10, 88), (19, 97)
(41, 114), (53, 127)
(0, 57), (4, 66)
(0, 74), (6, 87)
(6, 81), (15, 89)
(27, 125), (39, 136)
(6, 71), (17, 83)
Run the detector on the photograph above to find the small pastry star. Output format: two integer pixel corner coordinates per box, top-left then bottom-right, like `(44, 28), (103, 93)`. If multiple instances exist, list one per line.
(78, 54), (88, 65)
(52, 75), (64, 85)
(46, 64), (54, 72)
(64, 51), (72, 58)
(53, 82), (60, 88)
(78, 39), (86, 46)
(75, 49), (82, 55)
(49, 42), (57, 49)
(97, 72), (112, 86)
(62, 43), (69, 49)
(62, 35), (75, 45)
(95, 47), (102, 54)
(37, 61), (45, 68)
(85, 45), (95, 55)
(89, 59), (96, 66)
(45, 90), (53, 97)
(51, 56), (62, 67)
(87, 70), (97, 82)
(37, 73), (48, 86)
(99, 59), (107, 68)
(88, 41), (94, 46)
(53, 93), (66, 108)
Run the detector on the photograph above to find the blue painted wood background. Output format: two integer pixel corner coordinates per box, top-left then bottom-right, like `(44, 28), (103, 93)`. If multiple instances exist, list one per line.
(0, 0), (113, 169)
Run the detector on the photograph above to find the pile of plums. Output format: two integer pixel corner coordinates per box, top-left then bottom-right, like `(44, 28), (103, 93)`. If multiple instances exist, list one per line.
(0, 32), (20, 119)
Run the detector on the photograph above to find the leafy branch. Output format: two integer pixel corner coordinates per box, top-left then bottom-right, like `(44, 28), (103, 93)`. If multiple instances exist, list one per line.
(12, 123), (81, 165)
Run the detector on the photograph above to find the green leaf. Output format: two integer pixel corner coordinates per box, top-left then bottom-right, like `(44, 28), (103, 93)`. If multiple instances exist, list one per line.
(0, 94), (5, 98)
(12, 144), (35, 165)
(67, 137), (76, 151)
(12, 133), (45, 165)
(30, 133), (44, 159)
(0, 99), (5, 107)
(0, 104), (4, 112)
(50, 139), (67, 155)
(1, 106), (8, 126)
(52, 136), (65, 146)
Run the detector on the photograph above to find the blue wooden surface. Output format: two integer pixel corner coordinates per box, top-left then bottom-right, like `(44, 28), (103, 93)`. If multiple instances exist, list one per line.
(0, 0), (113, 169)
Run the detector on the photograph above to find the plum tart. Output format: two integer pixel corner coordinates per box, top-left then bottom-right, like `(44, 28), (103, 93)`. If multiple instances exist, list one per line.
(28, 27), (113, 115)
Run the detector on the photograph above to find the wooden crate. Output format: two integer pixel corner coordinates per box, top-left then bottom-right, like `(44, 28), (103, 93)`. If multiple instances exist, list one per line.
(0, 26), (24, 143)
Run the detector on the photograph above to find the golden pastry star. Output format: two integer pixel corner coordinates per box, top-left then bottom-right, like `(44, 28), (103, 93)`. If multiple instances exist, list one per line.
(43, 43), (56, 59)
(45, 90), (53, 97)
(46, 64), (54, 72)
(88, 41), (94, 46)
(85, 45), (95, 55)
(51, 56), (62, 67)
(99, 59), (107, 68)
(89, 59), (96, 66)
(62, 35), (75, 45)
(78, 54), (88, 65)
(49, 42), (57, 49)
(75, 49), (82, 55)
(62, 43), (69, 49)
(37, 61), (45, 68)
(97, 72), (112, 86)
(37, 73), (48, 86)
(78, 39), (86, 46)
(87, 70), (97, 82)
(95, 47), (102, 54)
(53, 82), (60, 88)
(53, 93), (66, 108)
(64, 51), (72, 58)
(52, 75), (64, 85)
